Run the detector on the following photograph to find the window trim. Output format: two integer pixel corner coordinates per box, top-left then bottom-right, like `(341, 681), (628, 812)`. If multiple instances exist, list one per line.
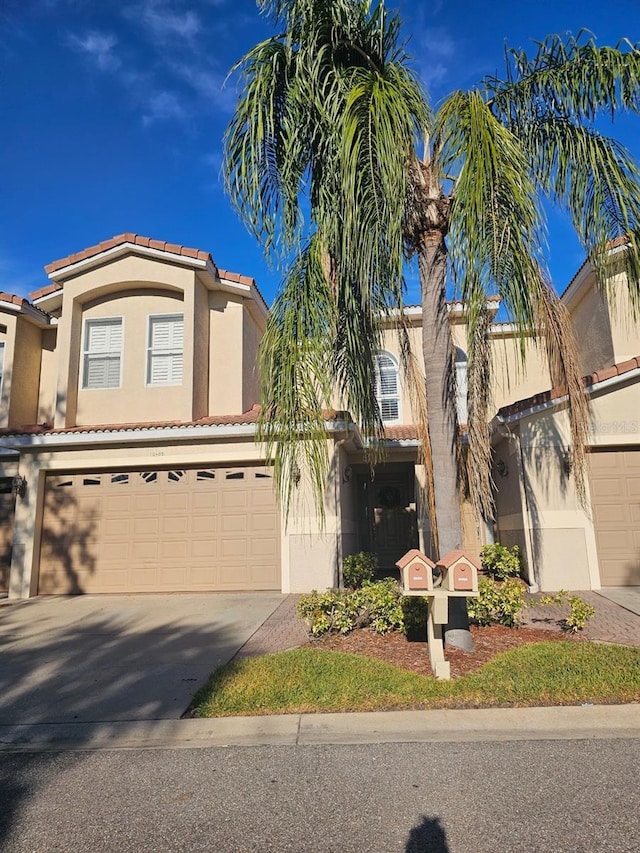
(145, 312), (184, 387)
(0, 341), (5, 398)
(81, 316), (124, 391)
(374, 350), (401, 425)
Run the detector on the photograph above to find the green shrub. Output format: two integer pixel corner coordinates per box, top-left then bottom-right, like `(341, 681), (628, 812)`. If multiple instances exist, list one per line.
(297, 579), (403, 636)
(342, 552), (377, 588)
(480, 543), (522, 581)
(539, 591), (596, 632)
(401, 596), (428, 637)
(467, 577), (526, 627)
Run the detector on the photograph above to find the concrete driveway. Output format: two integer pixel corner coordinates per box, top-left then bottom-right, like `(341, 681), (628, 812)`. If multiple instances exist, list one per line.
(0, 593), (283, 725)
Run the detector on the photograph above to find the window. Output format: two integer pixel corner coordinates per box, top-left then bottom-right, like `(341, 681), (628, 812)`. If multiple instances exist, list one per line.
(147, 314), (183, 385)
(375, 352), (400, 423)
(454, 347), (468, 425)
(82, 318), (123, 389)
(0, 342), (4, 394)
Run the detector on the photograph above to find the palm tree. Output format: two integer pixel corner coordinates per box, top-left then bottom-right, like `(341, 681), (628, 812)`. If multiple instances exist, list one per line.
(225, 1), (640, 648)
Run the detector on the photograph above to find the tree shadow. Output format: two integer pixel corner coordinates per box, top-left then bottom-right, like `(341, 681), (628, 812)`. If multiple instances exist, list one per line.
(405, 815), (450, 852)
(0, 592), (281, 848)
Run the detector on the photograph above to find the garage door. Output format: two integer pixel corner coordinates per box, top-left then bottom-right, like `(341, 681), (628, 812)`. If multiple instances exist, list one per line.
(589, 448), (640, 586)
(38, 465), (280, 594)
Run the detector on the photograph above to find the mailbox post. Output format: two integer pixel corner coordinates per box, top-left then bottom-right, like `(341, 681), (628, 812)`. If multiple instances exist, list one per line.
(396, 548), (479, 680)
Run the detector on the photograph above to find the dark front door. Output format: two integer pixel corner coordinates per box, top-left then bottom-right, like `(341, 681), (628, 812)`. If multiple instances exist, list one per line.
(358, 467), (418, 573)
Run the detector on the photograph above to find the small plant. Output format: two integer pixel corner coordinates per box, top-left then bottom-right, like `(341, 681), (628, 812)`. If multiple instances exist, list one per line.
(297, 579), (403, 636)
(539, 591), (596, 633)
(342, 552), (377, 588)
(467, 577), (526, 627)
(401, 596), (428, 639)
(480, 543), (522, 581)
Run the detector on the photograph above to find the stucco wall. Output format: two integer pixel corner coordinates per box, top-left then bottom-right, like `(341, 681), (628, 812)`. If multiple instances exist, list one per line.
(209, 293), (244, 415)
(242, 309), (263, 412)
(74, 289), (186, 426)
(38, 328), (58, 425)
(565, 270), (615, 376)
(0, 314), (17, 429)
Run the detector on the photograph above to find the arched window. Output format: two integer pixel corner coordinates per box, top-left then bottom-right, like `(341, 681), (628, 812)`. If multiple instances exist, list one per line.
(455, 347), (468, 424)
(375, 351), (400, 423)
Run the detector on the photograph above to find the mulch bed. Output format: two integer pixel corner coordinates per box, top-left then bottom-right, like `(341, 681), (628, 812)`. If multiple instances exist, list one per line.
(309, 624), (581, 678)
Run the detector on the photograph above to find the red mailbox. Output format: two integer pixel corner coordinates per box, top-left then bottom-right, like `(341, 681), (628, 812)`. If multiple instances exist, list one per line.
(396, 549), (436, 592)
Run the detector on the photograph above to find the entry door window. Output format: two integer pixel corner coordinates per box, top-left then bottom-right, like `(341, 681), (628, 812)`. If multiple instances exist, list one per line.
(147, 314), (184, 385)
(82, 318), (123, 389)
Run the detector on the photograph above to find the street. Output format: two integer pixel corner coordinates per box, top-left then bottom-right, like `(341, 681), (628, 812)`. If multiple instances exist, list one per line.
(2, 737), (638, 851)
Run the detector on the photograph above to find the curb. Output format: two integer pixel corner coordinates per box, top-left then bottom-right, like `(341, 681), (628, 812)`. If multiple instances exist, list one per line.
(1, 704), (638, 753)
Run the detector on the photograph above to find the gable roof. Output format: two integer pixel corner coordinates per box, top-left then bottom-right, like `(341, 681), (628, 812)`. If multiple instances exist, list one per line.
(30, 233), (267, 311)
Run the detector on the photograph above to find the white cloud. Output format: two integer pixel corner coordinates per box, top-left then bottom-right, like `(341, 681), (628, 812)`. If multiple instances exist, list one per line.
(127, 1), (202, 45)
(169, 62), (236, 111)
(142, 90), (189, 124)
(67, 30), (121, 72)
(413, 26), (457, 91)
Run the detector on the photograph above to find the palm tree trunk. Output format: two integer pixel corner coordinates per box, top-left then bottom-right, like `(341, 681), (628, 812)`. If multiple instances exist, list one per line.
(418, 225), (474, 652)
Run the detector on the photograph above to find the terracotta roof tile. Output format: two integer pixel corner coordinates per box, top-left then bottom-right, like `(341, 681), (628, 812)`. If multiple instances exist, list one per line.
(499, 354), (640, 418)
(42, 233), (218, 280)
(0, 405), (349, 438)
(0, 292), (51, 319)
(30, 282), (62, 301)
(384, 425), (419, 440)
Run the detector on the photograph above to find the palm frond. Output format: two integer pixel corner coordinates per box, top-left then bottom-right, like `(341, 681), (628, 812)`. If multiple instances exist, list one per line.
(257, 237), (336, 521)
(520, 118), (640, 311)
(487, 32), (640, 123)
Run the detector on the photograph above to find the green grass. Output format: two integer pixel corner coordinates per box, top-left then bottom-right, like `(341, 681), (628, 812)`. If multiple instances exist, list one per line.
(191, 642), (640, 717)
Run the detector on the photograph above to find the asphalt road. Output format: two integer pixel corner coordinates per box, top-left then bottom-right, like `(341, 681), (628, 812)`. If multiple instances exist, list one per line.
(2, 738), (639, 852)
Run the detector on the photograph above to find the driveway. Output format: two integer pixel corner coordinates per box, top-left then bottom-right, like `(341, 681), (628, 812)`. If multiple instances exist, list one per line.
(0, 593), (283, 725)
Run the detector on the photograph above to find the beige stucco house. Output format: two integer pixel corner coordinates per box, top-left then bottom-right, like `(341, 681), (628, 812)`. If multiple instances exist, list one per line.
(0, 233), (638, 599)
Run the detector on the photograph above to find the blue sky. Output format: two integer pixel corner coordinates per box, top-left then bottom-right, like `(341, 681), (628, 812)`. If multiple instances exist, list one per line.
(2, 0), (640, 306)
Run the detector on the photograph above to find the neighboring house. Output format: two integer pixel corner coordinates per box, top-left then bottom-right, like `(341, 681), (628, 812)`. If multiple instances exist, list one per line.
(0, 233), (638, 599)
(491, 249), (640, 591)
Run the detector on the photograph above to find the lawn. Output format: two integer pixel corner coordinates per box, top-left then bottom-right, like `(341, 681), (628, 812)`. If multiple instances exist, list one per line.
(190, 641), (640, 717)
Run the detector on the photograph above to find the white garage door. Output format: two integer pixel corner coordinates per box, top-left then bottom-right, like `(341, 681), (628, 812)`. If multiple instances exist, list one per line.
(589, 448), (640, 586)
(38, 465), (280, 594)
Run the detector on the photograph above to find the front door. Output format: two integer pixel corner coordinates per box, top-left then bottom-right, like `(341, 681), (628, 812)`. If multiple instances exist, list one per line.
(358, 467), (418, 573)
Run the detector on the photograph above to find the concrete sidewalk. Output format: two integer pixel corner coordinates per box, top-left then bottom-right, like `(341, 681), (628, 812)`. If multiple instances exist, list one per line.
(0, 704), (638, 753)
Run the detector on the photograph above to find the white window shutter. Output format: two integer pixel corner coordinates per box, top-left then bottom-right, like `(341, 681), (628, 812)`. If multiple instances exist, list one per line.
(148, 314), (184, 385)
(83, 318), (122, 389)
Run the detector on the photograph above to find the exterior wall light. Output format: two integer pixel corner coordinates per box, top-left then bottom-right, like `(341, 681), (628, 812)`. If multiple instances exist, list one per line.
(11, 474), (27, 498)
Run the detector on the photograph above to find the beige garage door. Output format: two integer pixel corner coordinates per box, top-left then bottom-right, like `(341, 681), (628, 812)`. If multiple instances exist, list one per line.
(38, 465), (280, 594)
(589, 448), (640, 586)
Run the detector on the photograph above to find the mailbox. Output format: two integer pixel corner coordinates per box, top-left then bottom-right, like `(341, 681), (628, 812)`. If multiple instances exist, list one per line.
(437, 550), (479, 592)
(396, 549), (436, 592)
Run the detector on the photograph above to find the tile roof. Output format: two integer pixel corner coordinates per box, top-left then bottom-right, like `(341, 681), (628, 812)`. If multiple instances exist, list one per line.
(0, 292), (51, 319)
(499, 355), (640, 418)
(44, 233), (214, 276)
(0, 406), (350, 438)
(383, 425), (420, 440)
(30, 234), (263, 304)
